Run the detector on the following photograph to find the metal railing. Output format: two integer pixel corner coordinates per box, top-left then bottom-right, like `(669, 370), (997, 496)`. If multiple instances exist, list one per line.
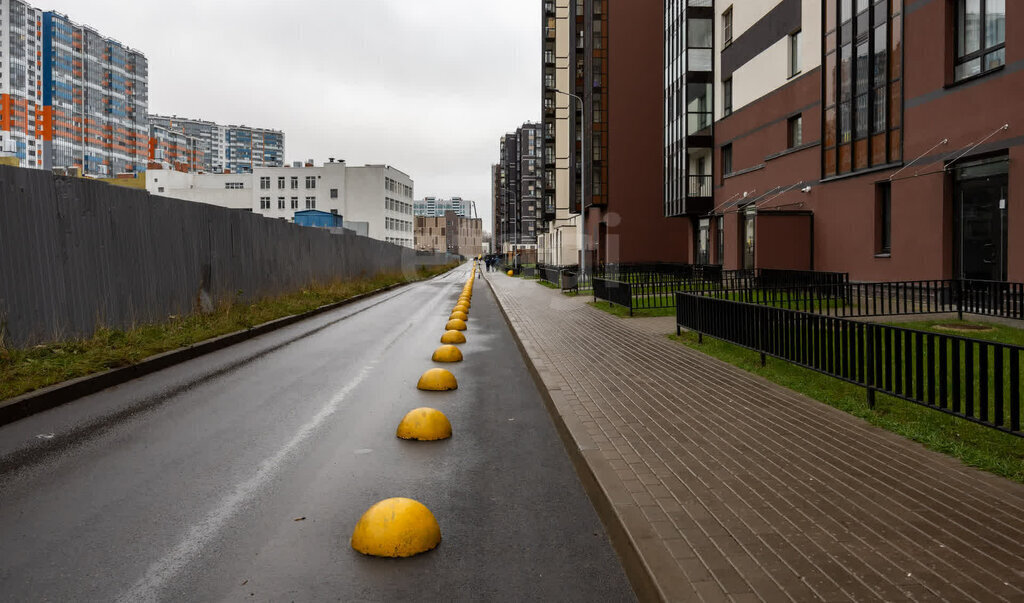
(676, 293), (1023, 437)
(691, 279), (1023, 321)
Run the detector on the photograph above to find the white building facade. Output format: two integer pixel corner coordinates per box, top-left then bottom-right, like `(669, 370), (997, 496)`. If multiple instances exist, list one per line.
(146, 160), (414, 247)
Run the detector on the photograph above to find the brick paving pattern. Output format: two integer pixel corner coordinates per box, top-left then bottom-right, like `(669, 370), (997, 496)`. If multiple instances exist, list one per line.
(488, 275), (1024, 602)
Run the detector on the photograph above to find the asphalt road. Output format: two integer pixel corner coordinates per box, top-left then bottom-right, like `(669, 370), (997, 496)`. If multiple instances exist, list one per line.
(0, 264), (635, 602)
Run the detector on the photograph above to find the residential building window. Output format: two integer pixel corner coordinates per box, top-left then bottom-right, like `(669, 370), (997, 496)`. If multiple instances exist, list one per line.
(261, 197), (272, 210)
(723, 7), (733, 47)
(291, 197), (298, 209)
(716, 216), (724, 265)
(291, 176), (298, 189)
(955, 0), (1005, 81)
(723, 78), (732, 116)
(877, 181), (892, 254)
(225, 182), (244, 189)
(722, 144), (733, 176)
(278, 197), (285, 210)
(823, 0), (902, 177)
(259, 176), (270, 189)
(330, 188), (338, 199)
(788, 114), (803, 148)
(306, 176), (316, 189)
(305, 196), (315, 209)
(278, 176), (285, 189)
(789, 30), (801, 77)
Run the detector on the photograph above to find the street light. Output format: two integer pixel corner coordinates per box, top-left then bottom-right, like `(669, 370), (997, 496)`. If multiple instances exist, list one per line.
(553, 89), (586, 278)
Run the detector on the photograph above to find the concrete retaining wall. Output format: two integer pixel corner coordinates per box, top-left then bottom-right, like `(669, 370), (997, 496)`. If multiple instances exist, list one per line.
(0, 166), (457, 347)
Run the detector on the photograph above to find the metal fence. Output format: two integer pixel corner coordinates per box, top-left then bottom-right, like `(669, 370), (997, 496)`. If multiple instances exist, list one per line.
(0, 166), (457, 347)
(691, 279), (1024, 321)
(676, 293), (1023, 437)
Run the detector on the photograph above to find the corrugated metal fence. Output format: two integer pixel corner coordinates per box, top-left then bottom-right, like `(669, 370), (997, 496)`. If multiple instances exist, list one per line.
(0, 166), (456, 347)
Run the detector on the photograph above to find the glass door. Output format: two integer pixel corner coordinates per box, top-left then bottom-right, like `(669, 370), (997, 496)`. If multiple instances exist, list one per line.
(956, 157), (1008, 281)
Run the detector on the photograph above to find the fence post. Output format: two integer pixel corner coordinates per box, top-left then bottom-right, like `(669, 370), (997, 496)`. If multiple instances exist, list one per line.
(865, 323), (876, 409)
(956, 279), (964, 321)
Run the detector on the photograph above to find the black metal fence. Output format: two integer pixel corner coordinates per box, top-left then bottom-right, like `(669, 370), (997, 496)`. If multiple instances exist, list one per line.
(691, 279), (1024, 321)
(676, 293), (1023, 437)
(537, 263), (586, 291)
(593, 276), (685, 315)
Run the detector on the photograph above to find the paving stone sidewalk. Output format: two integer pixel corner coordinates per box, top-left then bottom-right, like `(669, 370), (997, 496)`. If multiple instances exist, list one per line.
(487, 275), (1024, 602)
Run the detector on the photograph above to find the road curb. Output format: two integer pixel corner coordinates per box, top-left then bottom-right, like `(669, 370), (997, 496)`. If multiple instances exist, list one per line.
(482, 273), (663, 603)
(0, 269), (456, 427)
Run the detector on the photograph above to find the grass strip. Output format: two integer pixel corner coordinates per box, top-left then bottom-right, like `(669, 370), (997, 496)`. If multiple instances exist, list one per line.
(667, 326), (1024, 483)
(587, 301), (676, 318)
(0, 263), (458, 401)
(536, 280), (560, 289)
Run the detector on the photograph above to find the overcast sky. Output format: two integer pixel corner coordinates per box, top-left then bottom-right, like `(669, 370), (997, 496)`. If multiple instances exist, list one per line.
(43, 0), (540, 231)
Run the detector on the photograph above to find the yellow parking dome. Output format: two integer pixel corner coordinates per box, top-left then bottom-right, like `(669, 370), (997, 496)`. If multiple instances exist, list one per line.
(351, 498), (441, 557)
(507, 270), (514, 276)
(432, 344), (464, 363)
(417, 368), (458, 391)
(396, 407), (453, 441)
(440, 330), (466, 344)
(445, 318), (467, 331)
(449, 311), (468, 322)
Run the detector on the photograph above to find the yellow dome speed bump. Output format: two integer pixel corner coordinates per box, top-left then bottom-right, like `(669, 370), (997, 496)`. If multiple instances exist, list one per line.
(507, 270), (514, 276)
(453, 304), (469, 314)
(440, 330), (466, 344)
(350, 498), (441, 557)
(417, 368), (458, 390)
(396, 407), (453, 441)
(445, 318), (467, 331)
(449, 311), (468, 322)
(432, 344), (463, 363)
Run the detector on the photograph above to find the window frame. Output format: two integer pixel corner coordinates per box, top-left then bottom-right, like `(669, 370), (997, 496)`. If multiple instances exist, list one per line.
(721, 143), (733, 177)
(876, 181), (892, 255)
(953, 0), (1006, 82)
(723, 6), (733, 47)
(787, 114), (803, 148)
(723, 77), (733, 116)
(788, 29), (802, 77)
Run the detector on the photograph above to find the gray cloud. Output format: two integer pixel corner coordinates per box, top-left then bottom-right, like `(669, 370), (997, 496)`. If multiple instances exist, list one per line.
(42, 0), (540, 229)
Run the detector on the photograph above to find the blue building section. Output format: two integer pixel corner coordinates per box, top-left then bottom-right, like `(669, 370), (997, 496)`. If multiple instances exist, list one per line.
(293, 210), (343, 229)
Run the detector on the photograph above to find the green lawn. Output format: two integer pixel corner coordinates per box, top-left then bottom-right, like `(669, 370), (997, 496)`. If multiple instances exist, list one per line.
(588, 301), (676, 318)
(0, 263), (459, 402)
(668, 321), (1024, 483)
(535, 279), (559, 289)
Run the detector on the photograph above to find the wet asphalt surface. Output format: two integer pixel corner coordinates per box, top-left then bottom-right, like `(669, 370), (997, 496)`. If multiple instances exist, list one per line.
(0, 264), (635, 602)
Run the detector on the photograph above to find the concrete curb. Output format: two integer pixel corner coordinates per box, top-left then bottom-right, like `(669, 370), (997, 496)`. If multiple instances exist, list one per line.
(482, 272), (663, 603)
(0, 268), (456, 427)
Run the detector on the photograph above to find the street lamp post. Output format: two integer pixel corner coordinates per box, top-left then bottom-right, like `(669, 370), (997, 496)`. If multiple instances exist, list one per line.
(553, 89), (586, 279)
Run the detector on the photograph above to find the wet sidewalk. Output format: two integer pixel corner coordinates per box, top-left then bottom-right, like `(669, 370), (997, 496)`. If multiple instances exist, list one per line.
(487, 274), (1024, 602)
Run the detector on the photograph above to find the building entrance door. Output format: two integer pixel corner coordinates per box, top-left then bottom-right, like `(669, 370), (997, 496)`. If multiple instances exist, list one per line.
(742, 210), (756, 270)
(956, 157), (1008, 281)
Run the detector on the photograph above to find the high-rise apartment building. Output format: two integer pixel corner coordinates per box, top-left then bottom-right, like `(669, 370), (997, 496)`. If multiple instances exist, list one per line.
(537, 1), (688, 267)
(494, 122), (542, 259)
(538, 0), (579, 266)
(148, 115), (285, 174)
(41, 11), (149, 176)
(0, 0), (44, 167)
(148, 125), (203, 173)
(413, 196), (478, 218)
(697, 0), (1018, 282)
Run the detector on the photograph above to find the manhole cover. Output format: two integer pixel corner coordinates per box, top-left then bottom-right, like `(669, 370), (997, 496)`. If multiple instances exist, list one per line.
(933, 323), (995, 333)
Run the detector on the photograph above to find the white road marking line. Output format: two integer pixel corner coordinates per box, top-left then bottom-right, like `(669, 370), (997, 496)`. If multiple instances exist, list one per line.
(116, 277), (455, 602)
(116, 361), (377, 603)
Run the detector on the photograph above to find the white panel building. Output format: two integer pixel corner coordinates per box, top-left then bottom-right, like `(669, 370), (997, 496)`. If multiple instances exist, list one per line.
(146, 160), (415, 247)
